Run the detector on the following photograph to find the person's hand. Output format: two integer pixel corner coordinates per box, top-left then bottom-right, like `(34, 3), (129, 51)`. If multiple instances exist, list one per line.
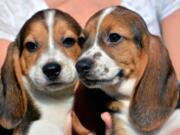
(66, 111), (112, 135)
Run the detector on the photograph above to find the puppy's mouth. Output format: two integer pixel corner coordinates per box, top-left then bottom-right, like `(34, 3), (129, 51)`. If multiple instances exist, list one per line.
(45, 79), (76, 90)
(80, 70), (124, 87)
(47, 82), (64, 87)
(46, 79), (75, 87)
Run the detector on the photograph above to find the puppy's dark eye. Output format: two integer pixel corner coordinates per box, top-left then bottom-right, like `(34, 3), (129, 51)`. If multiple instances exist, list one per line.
(63, 37), (75, 47)
(25, 42), (38, 52)
(108, 33), (122, 43)
(78, 36), (86, 48)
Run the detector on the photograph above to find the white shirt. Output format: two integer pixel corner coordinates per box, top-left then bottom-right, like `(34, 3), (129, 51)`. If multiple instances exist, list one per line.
(0, 0), (179, 41)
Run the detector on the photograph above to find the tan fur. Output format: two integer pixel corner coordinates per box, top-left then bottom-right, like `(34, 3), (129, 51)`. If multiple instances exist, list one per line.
(54, 20), (81, 62)
(20, 22), (48, 75)
(106, 100), (124, 112)
(72, 111), (91, 135)
(113, 116), (127, 135)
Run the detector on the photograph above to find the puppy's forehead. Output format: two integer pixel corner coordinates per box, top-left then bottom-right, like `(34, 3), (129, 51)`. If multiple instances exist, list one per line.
(33, 9), (81, 32)
(85, 6), (148, 39)
(85, 7), (115, 35)
(20, 9), (81, 42)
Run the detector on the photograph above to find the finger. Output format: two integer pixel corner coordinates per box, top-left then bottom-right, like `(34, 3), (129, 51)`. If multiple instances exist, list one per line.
(101, 112), (112, 135)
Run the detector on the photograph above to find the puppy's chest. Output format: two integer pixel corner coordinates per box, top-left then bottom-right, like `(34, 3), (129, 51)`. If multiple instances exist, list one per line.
(27, 97), (73, 135)
(112, 100), (139, 135)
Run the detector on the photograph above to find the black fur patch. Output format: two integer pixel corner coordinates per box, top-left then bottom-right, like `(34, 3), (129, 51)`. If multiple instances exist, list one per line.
(0, 126), (13, 135)
(176, 83), (180, 109)
(132, 26), (142, 48)
(19, 96), (40, 134)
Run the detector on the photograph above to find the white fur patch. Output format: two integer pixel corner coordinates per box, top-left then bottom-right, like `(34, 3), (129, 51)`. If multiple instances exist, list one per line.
(94, 7), (115, 47)
(118, 79), (136, 96)
(80, 7), (115, 58)
(28, 47), (76, 91)
(22, 75), (73, 135)
(82, 45), (120, 81)
(22, 76), (73, 135)
(158, 110), (180, 135)
(27, 97), (73, 135)
(114, 100), (140, 135)
(45, 10), (55, 50)
(27, 122), (63, 135)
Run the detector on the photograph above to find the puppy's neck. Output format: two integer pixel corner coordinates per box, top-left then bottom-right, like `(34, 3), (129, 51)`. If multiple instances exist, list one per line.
(103, 78), (136, 100)
(22, 76), (75, 133)
(30, 85), (74, 103)
(103, 78), (136, 113)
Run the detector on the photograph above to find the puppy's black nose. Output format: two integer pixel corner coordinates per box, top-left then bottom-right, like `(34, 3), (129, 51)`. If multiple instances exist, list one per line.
(42, 62), (61, 81)
(76, 58), (93, 74)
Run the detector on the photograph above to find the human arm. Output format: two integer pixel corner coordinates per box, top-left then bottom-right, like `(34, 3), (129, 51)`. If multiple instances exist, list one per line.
(0, 39), (10, 68)
(161, 8), (180, 135)
(161, 9), (180, 80)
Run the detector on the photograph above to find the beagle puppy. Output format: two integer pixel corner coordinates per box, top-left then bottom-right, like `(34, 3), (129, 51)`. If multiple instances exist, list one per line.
(75, 6), (180, 135)
(0, 9), (82, 135)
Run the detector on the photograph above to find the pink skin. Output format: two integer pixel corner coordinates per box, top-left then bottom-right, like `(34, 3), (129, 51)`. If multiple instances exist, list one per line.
(170, 129), (180, 135)
(101, 112), (112, 135)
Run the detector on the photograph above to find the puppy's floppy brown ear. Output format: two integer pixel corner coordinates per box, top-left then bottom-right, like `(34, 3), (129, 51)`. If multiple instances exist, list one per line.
(130, 35), (179, 132)
(0, 42), (27, 129)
